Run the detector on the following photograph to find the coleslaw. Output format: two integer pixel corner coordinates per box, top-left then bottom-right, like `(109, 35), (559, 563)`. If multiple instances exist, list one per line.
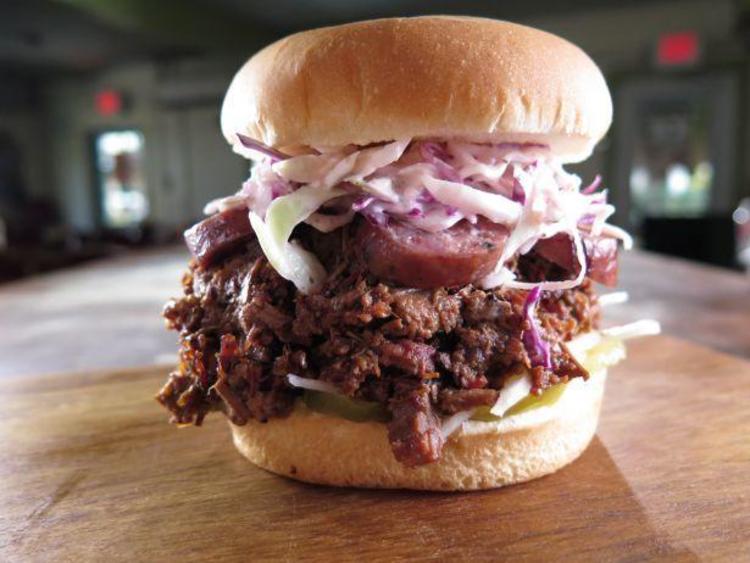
(205, 137), (630, 293)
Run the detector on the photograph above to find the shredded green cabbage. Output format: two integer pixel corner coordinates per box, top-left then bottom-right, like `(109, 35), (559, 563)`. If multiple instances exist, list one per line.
(422, 176), (523, 224)
(249, 185), (346, 292)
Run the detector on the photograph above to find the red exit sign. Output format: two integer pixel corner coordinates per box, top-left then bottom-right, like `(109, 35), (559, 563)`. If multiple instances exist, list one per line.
(95, 89), (123, 117)
(657, 31), (700, 67)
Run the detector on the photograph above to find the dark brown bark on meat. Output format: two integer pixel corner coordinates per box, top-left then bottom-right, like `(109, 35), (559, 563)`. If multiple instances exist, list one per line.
(388, 382), (445, 466)
(157, 224), (601, 467)
(438, 388), (500, 414)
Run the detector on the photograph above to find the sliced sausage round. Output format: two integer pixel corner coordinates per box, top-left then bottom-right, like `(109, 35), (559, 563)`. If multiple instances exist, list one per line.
(357, 218), (509, 288)
(184, 207), (255, 268)
(532, 233), (619, 287)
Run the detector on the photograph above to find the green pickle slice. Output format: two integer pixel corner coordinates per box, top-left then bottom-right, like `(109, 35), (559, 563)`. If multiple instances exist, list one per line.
(302, 390), (390, 422)
(471, 382), (566, 422)
(472, 336), (625, 422)
(302, 337), (625, 423)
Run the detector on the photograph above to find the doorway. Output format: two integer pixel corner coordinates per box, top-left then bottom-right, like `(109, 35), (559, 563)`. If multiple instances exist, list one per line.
(610, 71), (740, 267)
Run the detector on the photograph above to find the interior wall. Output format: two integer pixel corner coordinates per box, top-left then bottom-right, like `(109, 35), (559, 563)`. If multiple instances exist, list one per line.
(154, 104), (249, 228)
(47, 64), (160, 232)
(0, 110), (51, 202)
(45, 56), (249, 234)
(529, 0), (735, 71)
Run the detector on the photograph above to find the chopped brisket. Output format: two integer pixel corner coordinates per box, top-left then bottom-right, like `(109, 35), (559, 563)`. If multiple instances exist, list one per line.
(388, 382), (445, 467)
(157, 223), (601, 467)
(378, 340), (436, 377)
(382, 289), (461, 340)
(438, 388), (500, 414)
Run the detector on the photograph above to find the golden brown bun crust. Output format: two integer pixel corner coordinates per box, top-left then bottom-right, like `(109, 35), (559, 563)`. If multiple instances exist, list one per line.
(230, 370), (606, 491)
(221, 16), (612, 162)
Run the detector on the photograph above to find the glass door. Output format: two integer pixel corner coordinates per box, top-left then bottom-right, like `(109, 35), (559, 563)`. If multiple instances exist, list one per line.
(611, 72), (739, 232)
(609, 71), (741, 267)
(92, 129), (149, 229)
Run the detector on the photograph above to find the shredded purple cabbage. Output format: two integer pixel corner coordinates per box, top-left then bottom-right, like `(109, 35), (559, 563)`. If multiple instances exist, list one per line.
(352, 196), (375, 212)
(269, 179), (289, 200)
(361, 202), (389, 226)
(237, 133), (289, 162)
(522, 287), (552, 369)
(581, 175), (602, 194)
(420, 142), (462, 182)
(511, 178), (526, 204)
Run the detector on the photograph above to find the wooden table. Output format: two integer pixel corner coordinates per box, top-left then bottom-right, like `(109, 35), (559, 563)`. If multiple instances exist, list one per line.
(1, 247), (749, 559)
(607, 251), (750, 359)
(0, 246), (747, 379)
(0, 247), (187, 379)
(1, 336), (748, 560)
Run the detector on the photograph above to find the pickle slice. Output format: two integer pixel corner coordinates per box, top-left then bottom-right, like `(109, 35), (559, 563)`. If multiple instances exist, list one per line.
(302, 390), (390, 422)
(584, 337), (626, 373)
(505, 382), (566, 416)
(471, 383), (566, 421)
(470, 406), (501, 422)
(471, 336), (626, 421)
(301, 336), (625, 424)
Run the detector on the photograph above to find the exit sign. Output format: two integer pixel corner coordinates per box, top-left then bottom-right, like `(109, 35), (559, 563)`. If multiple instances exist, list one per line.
(657, 31), (700, 67)
(95, 89), (124, 117)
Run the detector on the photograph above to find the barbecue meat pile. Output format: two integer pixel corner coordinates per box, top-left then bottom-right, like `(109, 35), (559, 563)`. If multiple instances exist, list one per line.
(158, 215), (604, 467)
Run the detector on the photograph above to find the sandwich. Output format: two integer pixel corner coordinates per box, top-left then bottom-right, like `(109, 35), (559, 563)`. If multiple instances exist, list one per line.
(157, 16), (659, 490)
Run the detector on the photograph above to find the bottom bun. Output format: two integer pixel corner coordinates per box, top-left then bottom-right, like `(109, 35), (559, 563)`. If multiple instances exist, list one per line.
(230, 370), (607, 491)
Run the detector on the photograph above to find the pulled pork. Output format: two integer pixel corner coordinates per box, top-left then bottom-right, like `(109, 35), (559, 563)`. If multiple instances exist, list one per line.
(158, 226), (599, 467)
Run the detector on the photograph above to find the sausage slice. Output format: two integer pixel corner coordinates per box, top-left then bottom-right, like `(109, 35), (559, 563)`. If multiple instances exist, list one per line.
(184, 207), (254, 267)
(357, 218), (508, 288)
(532, 233), (619, 287)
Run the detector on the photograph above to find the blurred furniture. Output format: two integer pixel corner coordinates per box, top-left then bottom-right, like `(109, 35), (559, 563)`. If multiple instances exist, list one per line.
(0, 246), (748, 380)
(610, 72), (744, 271)
(735, 197), (750, 272)
(642, 215), (738, 269)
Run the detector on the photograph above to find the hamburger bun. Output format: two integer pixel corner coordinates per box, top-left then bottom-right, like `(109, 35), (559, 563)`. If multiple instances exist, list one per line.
(221, 16), (612, 162)
(230, 368), (606, 491)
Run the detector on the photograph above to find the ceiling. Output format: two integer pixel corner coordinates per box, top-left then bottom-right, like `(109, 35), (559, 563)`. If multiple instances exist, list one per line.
(0, 0), (271, 75)
(0, 1), (172, 73)
(211, 0), (649, 33)
(0, 0), (713, 75)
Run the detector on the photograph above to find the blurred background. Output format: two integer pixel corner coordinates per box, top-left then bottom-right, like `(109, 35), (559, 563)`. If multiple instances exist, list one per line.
(2, 0), (750, 283)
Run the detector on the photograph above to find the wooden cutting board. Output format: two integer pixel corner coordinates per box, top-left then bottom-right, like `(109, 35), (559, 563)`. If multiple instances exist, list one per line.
(1, 335), (748, 561)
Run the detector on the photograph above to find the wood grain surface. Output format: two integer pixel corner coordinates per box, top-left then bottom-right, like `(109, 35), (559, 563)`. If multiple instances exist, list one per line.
(1, 335), (748, 561)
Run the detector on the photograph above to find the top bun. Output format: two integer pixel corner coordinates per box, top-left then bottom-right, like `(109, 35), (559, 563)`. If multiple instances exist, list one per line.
(221, 16), (612, 163)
